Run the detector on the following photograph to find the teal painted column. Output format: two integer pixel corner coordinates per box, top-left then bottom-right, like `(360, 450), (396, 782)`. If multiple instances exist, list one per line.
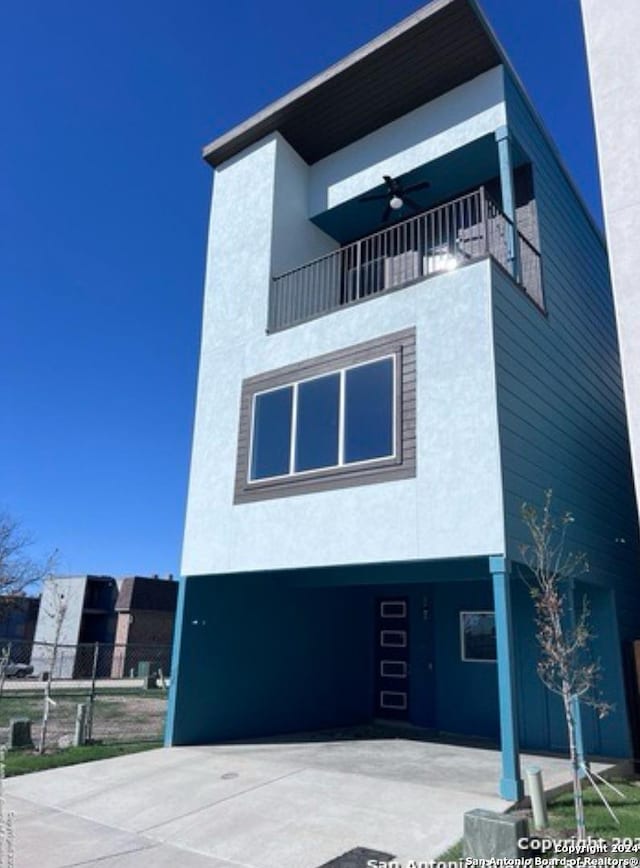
(164, 575), (187, 746)
(490, 556), (524, 800)
(495, 126), (521, 283)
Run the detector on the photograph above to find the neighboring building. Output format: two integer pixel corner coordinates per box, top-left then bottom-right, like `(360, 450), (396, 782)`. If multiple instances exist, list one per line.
(31, 574), (176, 679)
(0, 595), (40, 649)
(31, 575), (119, 677)
(581, 1), (640, 509)
(166, 0), (640, 799)
(111, 576), (178, 677)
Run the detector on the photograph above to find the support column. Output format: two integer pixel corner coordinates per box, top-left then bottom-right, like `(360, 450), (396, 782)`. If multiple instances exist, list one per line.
(490, 555), (524, 801)
(164, 575), (187, 746)
(495, 126), (521, 283)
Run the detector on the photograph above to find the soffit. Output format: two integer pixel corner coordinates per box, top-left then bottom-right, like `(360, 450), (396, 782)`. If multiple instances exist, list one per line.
(203, 0), (502, 168)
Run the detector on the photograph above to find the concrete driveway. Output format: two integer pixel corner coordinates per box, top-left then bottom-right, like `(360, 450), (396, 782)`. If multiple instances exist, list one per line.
(5, 735), (598, 868)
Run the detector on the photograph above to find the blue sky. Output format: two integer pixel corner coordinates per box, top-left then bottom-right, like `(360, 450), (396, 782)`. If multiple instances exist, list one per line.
(2, 0), (599, 578)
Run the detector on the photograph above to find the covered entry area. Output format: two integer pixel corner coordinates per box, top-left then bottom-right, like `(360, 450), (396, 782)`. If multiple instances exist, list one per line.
(166, 556), (631, 799)
(166, 556), (526, 799)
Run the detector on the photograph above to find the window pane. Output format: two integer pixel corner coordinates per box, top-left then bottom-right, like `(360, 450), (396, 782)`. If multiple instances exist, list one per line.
(344, 358), (394, 463)
(250, 387), (293, 480)
(462, 613), (496, 661)
(295, 374), (340, 472)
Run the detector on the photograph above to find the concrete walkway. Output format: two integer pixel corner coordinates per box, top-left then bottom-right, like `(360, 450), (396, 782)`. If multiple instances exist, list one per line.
(5, 737), (602, 868)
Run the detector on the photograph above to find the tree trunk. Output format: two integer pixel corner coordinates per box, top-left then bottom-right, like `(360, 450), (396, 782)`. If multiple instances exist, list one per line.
(39, 643), (58, 754)
(564, 686), (585, 838)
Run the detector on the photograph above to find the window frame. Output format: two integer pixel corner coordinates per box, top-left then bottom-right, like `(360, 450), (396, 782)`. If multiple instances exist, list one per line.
(459, 610), (497, 664)
(247, 354), (397, 484)
(234, 328), (416, 503)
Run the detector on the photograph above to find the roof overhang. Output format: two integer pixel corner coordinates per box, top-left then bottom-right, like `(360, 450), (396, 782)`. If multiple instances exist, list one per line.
(203, 0), (502, 168)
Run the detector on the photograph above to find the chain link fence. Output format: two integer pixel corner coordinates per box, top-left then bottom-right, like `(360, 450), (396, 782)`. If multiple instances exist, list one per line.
(0, 639), (171, 751)
(0, 687), (167, 750)
(0, 639), (173, 681)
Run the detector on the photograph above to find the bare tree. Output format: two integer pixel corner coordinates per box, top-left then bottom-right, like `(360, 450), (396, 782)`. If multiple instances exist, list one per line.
(38, 580), (68, 754)
(0, 512), (57, 607)
(0, 513), (57, 704)
(520, 490), (611, 839)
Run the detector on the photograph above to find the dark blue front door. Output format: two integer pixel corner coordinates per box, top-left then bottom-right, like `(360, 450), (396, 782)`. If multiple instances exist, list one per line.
(375, 597), (409, 720)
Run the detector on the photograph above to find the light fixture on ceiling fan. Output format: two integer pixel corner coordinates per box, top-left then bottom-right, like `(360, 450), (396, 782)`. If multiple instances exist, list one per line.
(359, 174), (431, 222)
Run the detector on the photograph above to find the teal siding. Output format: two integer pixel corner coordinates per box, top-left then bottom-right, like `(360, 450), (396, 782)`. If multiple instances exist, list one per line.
(496, 72), (640, 643)
(169, 574), (373, 744)
(167, 565), (505, 747)
(511, 578), (629, 757)
(492, 72), (640, 755)
(431, 581), (499, 740)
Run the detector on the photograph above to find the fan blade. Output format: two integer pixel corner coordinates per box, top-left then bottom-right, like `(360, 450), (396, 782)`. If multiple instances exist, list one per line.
(359, 192), (390, 202)
(403, 180), (431, 194)
(403, 195), (423, 212)
(383, 174), (402, 193)
(382, 203), (392, 222)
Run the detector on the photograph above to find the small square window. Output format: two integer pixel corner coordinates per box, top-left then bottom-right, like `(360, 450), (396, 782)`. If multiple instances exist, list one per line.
(380, 630), (407, 647)
(380, 601), (406, 618)
(460, 611), (496, 662)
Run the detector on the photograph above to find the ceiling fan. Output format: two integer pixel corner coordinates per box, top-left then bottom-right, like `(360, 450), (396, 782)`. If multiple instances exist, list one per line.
(359, 174), (431, 223)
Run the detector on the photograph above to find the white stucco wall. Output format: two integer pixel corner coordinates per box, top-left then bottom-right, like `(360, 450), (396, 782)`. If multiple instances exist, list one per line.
(309, 66), (506, 213)
(183, 84), (509, 575)
(184, 242), (505, 574)
(581, 0), (640, 507)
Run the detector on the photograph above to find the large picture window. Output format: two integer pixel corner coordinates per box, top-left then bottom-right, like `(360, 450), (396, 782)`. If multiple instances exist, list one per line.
(249, 357), (395, 482)
(234, 329), (415, 502)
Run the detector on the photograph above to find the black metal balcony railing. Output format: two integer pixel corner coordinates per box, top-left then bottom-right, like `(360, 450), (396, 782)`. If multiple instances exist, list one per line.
(268, 187), (543, 333)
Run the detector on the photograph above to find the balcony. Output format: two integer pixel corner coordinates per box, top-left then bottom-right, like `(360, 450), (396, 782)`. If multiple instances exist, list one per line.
(269, 187), (542, 333)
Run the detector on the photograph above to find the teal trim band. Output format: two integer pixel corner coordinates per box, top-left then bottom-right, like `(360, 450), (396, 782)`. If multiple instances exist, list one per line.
(164, 575), (187, 746)
(492, 567), (524, 800)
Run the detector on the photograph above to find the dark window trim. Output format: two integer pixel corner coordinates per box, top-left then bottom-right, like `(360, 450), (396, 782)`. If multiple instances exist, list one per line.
(234, 328), (416, 503)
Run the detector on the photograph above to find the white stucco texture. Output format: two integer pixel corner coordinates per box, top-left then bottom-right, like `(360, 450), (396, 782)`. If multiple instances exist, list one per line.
(183, 256), (505, 575)
(183, 91), (508, 575)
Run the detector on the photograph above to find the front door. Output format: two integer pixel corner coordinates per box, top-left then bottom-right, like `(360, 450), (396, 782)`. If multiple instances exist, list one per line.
(375, 596), (409, 720)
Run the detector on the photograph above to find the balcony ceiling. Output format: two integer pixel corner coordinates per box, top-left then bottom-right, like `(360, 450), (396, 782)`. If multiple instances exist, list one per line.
(312, 134), (531, 244)
(203, 0), (502, 168)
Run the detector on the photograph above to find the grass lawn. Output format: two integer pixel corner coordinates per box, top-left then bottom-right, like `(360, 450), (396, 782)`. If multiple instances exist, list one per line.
(438, 840), (463, 860)
(0, 695), (44, 725)
(5, 741), (162, 777)
(0, 689), (167, 747)
(436, 779), (640, 861)
(546, 779), (640, 839)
